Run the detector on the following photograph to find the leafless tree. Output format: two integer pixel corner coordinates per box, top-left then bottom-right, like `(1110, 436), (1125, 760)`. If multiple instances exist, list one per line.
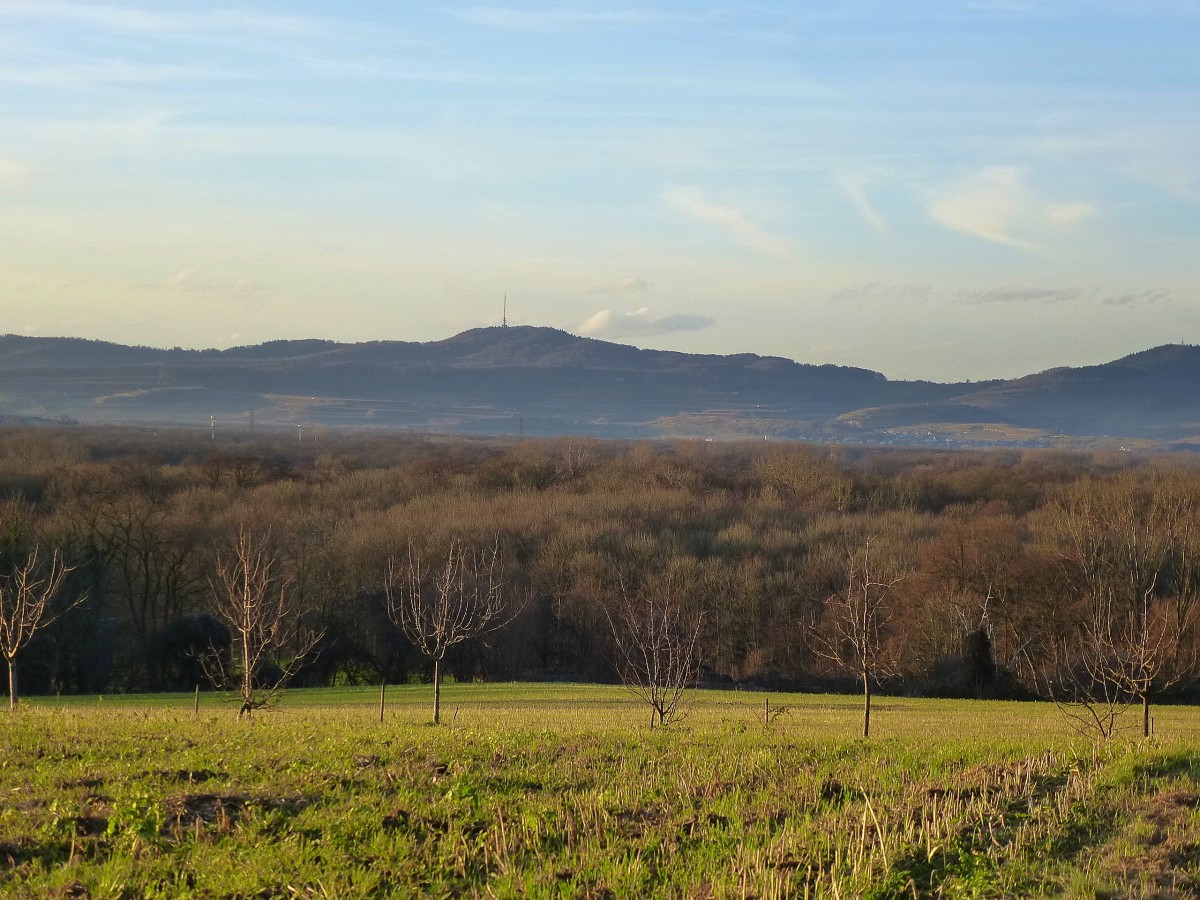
(1036, 609), (1134, 741)
(206, 527), (323, 718)
(604, 574), (702, 729)
(385, 540), (518, 724)
(0, 546), (77, 710)
(95, 495), (202, 689)
(815, 540), (904, 738)
(1036, 475), (1200, 739)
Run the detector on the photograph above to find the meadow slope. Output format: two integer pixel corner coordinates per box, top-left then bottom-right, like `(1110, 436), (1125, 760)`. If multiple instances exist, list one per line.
(3, 685), (1200, 898)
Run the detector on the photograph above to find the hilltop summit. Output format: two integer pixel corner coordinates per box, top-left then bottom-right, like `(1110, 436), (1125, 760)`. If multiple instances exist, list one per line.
(0, 331), (1197, 445)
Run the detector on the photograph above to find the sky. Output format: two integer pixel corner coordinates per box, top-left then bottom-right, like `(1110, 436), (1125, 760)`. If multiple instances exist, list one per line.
(0, 1), (1197, 382)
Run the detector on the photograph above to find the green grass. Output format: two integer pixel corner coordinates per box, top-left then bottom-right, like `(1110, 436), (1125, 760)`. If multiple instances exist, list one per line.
(4, 685), (1200, 898)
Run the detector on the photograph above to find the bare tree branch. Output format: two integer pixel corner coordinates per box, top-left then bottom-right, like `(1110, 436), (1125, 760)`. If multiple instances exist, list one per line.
(1, 546), (82, 710)
(207, 527), (324, 718)
(604, 573), (702, 729)
(385, 539), (521, 724)
(1035, 474), (1200, 740)
(812, 539), (904, 738)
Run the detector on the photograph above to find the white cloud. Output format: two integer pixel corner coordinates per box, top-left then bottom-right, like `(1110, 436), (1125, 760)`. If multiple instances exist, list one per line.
(928, 167), (1039, 252)
(577, 306), (714, 338)
(928, 166), (1095, 253)
(662, 185), (795, 261)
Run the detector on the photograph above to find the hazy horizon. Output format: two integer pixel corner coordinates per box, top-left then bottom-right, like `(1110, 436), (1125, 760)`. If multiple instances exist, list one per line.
(7, 322), (1193, 387)
(1, 2), (1196, 381)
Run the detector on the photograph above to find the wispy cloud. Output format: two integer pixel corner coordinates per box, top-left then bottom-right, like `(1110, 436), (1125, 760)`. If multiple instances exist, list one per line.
(586, 276), (651, 296)
(577, 306), (713, 338)
(294, 55), (485, 85)
(0, 60), (224, 87)
(1016, 130), (1199, 205)
(928, 166), (1095, 253)
(662, 185), (794, 261)
(829, 281), (1154, 311)
(1102, 287), (1173, 307)
(0, 3), (318, 36)
(929, 167), (1039, 252)
(1121, 153), (1199, 204)
(834, 170), (889, 236)
(456, 7), (663, 31)
(142, 269), (271, 306)
(955, 285), (1175, 308)
(0, 156), (34, 192)
(828, 282), (934, 305)
(1045, 202), (1096, 226)
(956, 285), (1082, 305)
(967, 0), (1200, 19)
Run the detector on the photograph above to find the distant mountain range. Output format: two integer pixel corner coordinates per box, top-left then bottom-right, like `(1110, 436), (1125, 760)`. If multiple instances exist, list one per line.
(2, 328), (1198, 448)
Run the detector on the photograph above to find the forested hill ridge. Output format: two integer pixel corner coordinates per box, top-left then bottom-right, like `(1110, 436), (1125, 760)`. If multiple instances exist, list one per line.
(1, 328), (1198, 446)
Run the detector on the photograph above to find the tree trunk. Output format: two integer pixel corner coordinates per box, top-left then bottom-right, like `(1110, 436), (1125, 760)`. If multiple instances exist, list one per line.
(1143, 693), (1151, 739)
(433, 658), (442, 725)
(862, 669), (871, 739)
(242, 631), (254, 713)
(7, 659), (16, 711)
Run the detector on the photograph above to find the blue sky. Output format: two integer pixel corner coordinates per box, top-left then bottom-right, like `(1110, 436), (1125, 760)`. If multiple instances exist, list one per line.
(0, 2), (1196, 380)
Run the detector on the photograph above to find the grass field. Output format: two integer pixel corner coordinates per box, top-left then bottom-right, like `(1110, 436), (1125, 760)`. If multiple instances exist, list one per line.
(3, 684), (1200, 898)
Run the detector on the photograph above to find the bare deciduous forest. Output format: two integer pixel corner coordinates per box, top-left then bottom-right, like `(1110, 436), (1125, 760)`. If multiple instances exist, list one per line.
(4, 427), (1200, 729)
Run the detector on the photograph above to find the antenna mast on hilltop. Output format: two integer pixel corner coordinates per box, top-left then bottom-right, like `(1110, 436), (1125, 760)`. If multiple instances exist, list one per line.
(502, 292), (508, 327)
